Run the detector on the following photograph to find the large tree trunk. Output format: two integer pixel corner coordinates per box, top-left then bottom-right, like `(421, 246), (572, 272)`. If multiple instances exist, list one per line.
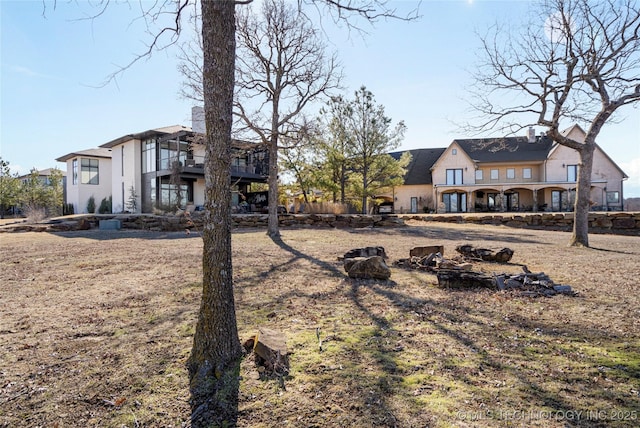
(188, 1), (242, 426)
(267, 133), (280, 237)
(569, 143), (595, 247)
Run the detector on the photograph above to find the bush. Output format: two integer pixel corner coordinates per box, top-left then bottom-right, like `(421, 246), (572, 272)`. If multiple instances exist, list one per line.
(98, 196), (112, 214)
(63, 203), (75, 216)
(87, 196), (96, 214)
(23, 206), (46, 223)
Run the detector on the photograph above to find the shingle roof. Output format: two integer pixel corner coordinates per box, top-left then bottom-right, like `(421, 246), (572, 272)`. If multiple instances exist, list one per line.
(453, 135), (554, 163)
(389, 148), (446, 185)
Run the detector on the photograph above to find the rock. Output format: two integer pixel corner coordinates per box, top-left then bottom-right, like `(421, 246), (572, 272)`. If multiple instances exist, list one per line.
(76, 218), (91, 230)
(409, 245), (444, 258)
(436, 269), (496, 289)
(343, 246), (387, 260)
(455, 244), (514, 262)
(346, 256), (391, 280)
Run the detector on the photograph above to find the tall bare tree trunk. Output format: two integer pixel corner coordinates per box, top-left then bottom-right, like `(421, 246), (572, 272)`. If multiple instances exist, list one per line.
(267, 133), (280, 237)
(188, 1), (241, 426)
(569, 144), (594, 247)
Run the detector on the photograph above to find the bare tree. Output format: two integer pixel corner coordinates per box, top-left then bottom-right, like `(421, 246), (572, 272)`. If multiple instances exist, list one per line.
(234, 0), (341, 237)
(52, 0), (418, 425)
(468, 0), (640, 247)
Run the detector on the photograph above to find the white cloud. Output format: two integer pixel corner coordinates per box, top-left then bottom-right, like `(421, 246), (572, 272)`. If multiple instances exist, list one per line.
(11, 65), (60, 80)
(620, 157), (640, 198)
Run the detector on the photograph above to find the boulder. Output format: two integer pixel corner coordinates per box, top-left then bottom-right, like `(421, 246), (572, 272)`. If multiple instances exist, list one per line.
(346, 256), (391, 280)
(343, 246), (388, 260)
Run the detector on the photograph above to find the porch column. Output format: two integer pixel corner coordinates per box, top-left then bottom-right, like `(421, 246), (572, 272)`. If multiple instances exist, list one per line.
(468, 191), (473, 212)
(499, 190), (505, 212)
(532, 188), (538, 212)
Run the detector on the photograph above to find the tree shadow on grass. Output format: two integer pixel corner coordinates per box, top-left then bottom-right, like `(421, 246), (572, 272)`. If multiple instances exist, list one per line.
(261, 234), (638, 426)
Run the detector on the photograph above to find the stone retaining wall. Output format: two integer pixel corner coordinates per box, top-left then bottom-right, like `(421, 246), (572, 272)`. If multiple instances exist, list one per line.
(2, 211), (638, 235)
(397, 211), (640, 235)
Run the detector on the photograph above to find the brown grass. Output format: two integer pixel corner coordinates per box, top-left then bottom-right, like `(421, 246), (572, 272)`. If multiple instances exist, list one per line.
(1, 223), (639, 427)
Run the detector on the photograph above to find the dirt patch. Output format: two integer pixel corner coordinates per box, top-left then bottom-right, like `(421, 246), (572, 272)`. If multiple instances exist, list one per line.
(1, 225), (639, 427)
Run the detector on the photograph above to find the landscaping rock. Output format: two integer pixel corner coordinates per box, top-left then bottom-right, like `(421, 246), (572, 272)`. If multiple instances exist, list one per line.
(346, 256), (391, 280)
(342, 246), (388, 260)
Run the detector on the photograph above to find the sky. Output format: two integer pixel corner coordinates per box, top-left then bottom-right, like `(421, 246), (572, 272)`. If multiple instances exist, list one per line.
(1, 0), (639, 196)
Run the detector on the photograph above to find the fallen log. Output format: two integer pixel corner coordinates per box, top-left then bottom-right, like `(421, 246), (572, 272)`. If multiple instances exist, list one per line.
(455, 244), (514, 262)
(436, 269), (496, 289)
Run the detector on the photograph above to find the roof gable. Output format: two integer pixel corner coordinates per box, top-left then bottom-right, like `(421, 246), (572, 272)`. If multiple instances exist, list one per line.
(390, 148), (446, 185)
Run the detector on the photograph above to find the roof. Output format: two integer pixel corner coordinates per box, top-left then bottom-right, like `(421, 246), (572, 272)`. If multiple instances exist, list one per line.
(453, 135), (555, 163)
(56, 148), (113, 163)
(17, 168), (66, 179)
(390, 148), (446, 185)
(100, 125), (192, 148)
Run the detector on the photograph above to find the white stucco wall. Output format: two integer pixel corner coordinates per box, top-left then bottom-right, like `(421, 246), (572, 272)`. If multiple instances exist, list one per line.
(430, 143), (476, 186)
(110, 139), (142, 213)
(64, 156), (112, 214)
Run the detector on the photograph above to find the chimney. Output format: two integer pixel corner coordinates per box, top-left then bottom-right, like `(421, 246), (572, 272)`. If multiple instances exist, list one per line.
(191, 106), (205, 134)
(527, 127), (536, 143)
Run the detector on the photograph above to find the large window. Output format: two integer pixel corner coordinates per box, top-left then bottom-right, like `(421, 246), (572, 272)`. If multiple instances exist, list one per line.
(446, 168), (463, 185)
(142, 140), (157, 173)
(567, 164), (578, 182)
(443, 192), (467, 212)
(506, 168), (515, 179)
(72, 159), (78, 185)
(475, 169), (483, 181)
(159, 139), (188, 170)
(490, 169), (499, 180)
(159, 177), (191, 209)
(81, 158), (99, 185)
(523, 168), (532, 179)
(606, 191), (619, 204)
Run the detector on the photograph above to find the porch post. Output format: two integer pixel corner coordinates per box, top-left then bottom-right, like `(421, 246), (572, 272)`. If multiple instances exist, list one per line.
(532, 188), (538, 212)
(499, 190), (505, 212)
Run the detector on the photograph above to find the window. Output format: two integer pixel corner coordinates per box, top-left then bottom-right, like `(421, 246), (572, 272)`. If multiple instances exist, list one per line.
(606, 191), (619, 204)
(142, 140), (157, 173)
(446, 168), (463, 185)
(72, 159), (78, 185)
(80, 158), (99, 185)
(490, 169), (499, 180)
(506, 168), (515, 179)
(523, 168), (532, 179)
(452, 148), (457, 155)
(443, 193), (467, 213)
(567, 164), (578, 182)
(475, 169), (483, 180)
(488, 193), (498, 209)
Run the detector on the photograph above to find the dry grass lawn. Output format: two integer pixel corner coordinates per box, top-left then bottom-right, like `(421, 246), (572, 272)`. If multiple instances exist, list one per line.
(1, 222), (639, 427)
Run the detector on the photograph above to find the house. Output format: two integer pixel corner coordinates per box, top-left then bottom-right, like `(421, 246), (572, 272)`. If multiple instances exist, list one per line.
(388, 148), (445, 213)
(57, 110), (269, 214)
(390, 125), (627, 214)
(56, 149), (112, 214)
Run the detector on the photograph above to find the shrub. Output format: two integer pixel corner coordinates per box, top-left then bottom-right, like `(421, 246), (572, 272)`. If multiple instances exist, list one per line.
(63, 203), (75, 216)
(23, 206), (46, 223)
(98, 196), (112, 214)
(86, 196), (96, 213)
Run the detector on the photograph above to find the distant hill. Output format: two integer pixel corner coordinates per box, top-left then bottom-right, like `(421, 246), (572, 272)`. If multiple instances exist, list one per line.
(625, 197), (640, 211)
